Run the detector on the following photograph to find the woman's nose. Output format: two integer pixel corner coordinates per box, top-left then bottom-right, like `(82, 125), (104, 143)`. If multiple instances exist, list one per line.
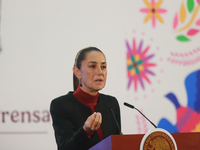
(96, 66), (103, 74)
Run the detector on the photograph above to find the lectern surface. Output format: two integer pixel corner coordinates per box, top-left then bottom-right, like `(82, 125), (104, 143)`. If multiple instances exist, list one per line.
(89, 132), (200, 150)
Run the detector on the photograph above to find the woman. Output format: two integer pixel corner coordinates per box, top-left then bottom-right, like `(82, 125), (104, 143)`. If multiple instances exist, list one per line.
(50, 47), (121, 150)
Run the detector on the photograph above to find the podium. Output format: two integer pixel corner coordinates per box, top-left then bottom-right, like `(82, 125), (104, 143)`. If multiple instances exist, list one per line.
(89, 132), (200, 150)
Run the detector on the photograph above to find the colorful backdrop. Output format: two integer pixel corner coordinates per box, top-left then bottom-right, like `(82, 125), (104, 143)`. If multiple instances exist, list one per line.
(0, 0), (200, 149)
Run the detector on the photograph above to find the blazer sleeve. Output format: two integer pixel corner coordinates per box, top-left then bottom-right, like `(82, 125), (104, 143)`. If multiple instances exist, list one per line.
(50, 98), (90, 150)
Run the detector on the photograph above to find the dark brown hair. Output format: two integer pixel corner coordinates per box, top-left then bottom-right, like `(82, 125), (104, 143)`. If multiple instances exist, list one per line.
(73, 47), (105, 91)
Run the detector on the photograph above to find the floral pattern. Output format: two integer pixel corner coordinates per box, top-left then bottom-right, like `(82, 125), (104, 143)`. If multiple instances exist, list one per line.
(126, 38), (156, 91)
(140, 0), (167, 28)
(173, 0), (200, 42)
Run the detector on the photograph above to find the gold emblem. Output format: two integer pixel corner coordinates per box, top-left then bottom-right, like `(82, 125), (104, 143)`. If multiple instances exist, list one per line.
(143, 131), (176, 150)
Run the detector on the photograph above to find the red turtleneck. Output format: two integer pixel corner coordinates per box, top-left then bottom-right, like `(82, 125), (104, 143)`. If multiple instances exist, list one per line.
(73, 86), (104, 141)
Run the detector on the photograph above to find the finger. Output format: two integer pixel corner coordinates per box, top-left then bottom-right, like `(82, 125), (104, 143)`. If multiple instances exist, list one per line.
(95, 112), (102, 125)
(96, 113), (102, 129)
(93, 112), (102, 130)
(87, 112), (96, 126)
(98, 112), (102, 124)
(83, 112), (96, 132)
(90, 112), (98, 130)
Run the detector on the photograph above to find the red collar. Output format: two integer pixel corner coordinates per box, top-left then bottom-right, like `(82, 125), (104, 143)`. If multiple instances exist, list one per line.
(73, 86), (99, 108)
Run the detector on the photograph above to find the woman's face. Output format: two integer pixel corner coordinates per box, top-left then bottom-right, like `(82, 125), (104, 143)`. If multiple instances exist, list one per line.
(79, 51), (107, 95)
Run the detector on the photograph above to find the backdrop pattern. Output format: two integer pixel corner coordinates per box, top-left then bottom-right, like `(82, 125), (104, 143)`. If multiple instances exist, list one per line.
(0, 0), (200, 149)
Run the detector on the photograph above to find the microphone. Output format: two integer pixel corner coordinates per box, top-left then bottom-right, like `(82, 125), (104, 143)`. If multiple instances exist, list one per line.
(124, 102), (157, 128)
(109, 107), (122, 135)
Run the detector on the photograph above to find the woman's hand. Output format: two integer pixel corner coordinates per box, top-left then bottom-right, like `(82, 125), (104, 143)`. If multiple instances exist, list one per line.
(83, 112), (102, 133)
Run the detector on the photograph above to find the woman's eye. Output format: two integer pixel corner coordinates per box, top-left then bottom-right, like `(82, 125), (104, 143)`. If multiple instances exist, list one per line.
(90, 65), (96, 68)
(102, 66), (106, 69)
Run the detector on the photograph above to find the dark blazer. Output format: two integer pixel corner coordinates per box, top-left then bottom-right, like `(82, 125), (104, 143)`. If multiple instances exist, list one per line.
(50, 92), (121, 150)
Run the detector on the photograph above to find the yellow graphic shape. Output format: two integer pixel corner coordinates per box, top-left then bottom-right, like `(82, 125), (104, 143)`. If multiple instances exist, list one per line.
(180, 2), (187, 23)
(176, 5), (200, 33)
(192, 121), (200, 132)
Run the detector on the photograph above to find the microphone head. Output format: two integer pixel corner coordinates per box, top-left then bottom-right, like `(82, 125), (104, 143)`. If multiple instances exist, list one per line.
(124, 102), (135, 109)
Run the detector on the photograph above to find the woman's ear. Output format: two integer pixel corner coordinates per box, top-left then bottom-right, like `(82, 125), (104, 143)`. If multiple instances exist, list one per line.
(73, 67), (82, 79)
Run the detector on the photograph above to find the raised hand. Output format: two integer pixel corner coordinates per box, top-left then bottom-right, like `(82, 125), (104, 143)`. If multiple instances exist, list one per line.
(83, 112), (102, 133)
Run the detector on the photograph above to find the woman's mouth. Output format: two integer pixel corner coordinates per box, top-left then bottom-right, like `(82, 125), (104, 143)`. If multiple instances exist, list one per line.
(95, 79), (103, 82)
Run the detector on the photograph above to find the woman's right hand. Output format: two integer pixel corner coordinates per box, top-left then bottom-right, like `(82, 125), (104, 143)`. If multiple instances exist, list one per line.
(83, 112), (102, 133)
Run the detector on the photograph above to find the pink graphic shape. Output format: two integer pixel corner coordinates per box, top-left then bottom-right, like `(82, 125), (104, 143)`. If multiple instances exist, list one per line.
(168, 46), (200, 66)
(157, 80), (161, 84)
(139, 76), (145, 90)
(187, 29), (200, 36)
(173, 13), (179, 29)
(136, 110), (149, 134)
(152, 0), (155, 6)
(136, 115), (142, 133)
(157, 9), (167, 13)
(134, 75), (138, 92)
(152, 15), (156, 28)
(140, 8), (150, 13)
(141, 72), (151, 84)
(133, 39), (137, 55)
(176, 107), (200, 132)
(196, 19), (200, 26)
(140, 46), (150, 59)
(143, 62), (156, 67)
